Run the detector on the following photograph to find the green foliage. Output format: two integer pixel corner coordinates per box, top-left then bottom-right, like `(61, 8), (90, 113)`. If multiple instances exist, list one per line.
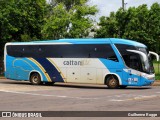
(148, 3), (160, 54)
(0, 0), (159, 54)
(0, 0), (97, 58)
(42, 3), (70, 39)
(53, 0), (88, 11)
(0, 0), (48, 58)
(67, 4), (97, 38)
(0, 0), (47, 42)
(42, 0), (98, 39)
(95, 2), (160, 53)
(154, 62), (160, 80)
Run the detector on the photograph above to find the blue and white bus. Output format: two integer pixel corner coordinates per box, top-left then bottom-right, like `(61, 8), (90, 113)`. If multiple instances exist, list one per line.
(4, 38), (156, 88)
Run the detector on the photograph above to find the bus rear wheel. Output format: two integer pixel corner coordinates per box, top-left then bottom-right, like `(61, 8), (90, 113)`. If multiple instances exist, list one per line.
(30, 73), (42, 85)
(106, 75), (119, 89)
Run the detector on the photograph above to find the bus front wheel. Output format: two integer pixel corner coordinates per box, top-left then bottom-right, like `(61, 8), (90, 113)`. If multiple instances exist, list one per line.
(106, 75), (119, 89)
(30, 73), (42, 85)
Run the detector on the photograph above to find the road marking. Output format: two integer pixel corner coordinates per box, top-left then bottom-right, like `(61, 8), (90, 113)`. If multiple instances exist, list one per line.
(110, 95), (159, 102)
(109, 99), (125, 102)
(131, 95), (157, 100)
(0, 89), (159, 102)
(0, 90), (98, 100)
(114, 95), (121, 97)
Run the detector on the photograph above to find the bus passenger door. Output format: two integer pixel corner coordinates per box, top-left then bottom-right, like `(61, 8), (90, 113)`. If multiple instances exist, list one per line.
(123, 55), (141, 85)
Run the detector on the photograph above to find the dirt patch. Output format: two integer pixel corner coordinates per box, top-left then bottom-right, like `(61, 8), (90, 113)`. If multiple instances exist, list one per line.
(153, 80), (160, 86)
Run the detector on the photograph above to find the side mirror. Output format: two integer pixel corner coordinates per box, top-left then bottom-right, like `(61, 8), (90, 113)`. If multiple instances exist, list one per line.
(149, 51), (159, 61)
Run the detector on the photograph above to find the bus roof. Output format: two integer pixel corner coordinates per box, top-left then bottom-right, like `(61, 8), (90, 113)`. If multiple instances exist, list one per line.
(6, 38), (146, 47)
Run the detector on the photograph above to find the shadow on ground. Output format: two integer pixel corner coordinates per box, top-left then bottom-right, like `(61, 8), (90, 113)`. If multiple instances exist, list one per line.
(0, 80), (152, 90)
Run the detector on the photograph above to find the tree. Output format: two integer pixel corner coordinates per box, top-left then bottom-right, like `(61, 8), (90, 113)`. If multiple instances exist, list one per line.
(67, 3), (97, 38)
(49, 0), (88, 11)
(95, 2), (160, 52)
(42, 0), (98, 39)
(0, 0), (47, 43)
(124, 5), (151, 46)
(148, 3), (160, 53)
(95, 12), (118, 38)
(42, 3), (70, 39)
(0, 0), (48, 61)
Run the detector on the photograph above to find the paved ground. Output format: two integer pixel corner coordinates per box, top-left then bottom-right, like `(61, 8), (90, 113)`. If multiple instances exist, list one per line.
(0, 79), (160, 120)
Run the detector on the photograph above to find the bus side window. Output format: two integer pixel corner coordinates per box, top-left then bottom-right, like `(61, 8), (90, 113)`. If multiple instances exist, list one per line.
(105, 45), (118, 62)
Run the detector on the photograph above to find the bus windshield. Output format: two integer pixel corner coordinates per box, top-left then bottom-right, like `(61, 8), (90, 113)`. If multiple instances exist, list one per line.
(136, 47), (154, 74)
(116, 44), (154, 74)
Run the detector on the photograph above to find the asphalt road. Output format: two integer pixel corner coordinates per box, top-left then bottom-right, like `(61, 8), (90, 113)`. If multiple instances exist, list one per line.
(0, 79), (160, 120)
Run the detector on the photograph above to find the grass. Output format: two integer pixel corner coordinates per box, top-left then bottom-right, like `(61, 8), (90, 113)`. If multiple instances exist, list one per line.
(154, 62), (160, 80)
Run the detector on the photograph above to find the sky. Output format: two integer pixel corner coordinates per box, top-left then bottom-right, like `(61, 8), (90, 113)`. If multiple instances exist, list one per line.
(88, 0), (160, 21)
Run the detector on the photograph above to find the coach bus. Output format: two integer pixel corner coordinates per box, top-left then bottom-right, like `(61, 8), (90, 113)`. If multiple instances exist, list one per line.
(4, 38), (157, 88)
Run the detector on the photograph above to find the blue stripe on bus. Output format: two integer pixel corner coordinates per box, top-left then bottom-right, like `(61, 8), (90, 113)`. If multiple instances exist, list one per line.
(34, 58), (64, 82)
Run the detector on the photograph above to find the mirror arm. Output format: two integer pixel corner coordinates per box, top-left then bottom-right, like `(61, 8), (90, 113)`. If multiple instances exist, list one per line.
(149, 51), (159, 61)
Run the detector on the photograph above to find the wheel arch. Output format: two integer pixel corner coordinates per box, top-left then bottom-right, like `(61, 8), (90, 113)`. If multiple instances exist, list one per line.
(104, 73), (122, 85)
(29, 70), (43, 82)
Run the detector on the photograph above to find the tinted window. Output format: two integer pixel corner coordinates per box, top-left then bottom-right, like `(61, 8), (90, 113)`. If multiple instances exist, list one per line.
(115, 44), (142, 71)
(7, 44), (118, 61)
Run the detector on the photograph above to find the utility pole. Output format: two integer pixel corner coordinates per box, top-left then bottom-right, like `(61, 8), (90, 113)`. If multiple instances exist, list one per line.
(122, 0), (125, 11)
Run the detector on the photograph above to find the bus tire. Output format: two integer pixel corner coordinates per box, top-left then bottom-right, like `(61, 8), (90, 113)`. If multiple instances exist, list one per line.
(106, 75), (119, 89)
(30, 73), (42, 85)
